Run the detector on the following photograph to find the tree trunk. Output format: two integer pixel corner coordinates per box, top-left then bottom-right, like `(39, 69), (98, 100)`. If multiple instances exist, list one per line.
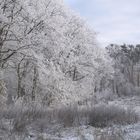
(137, 72), (140, 87)
(31, 67), (38, 101)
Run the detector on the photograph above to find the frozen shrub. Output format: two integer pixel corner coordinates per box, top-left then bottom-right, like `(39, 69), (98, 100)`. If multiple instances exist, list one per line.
(119, 83), (135, 96)
(56, 106), (80, 127)
(134, 86), (140, 95)
(88, 104), (139, 128)
(12, 115), (27, 133)
(0, 102), (139, 136)
(2, 107), (21, 119)
(42, 106), (88, 127)
(2, 104), (50, 133)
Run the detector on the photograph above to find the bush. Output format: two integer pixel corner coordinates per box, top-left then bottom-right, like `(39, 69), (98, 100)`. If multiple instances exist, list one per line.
(119, 83), (135, 96)
(1, 104), (51, 133)
(88, 104), (139, 128)
(56, 106), (79, 127)
(0, 103), (138, 133)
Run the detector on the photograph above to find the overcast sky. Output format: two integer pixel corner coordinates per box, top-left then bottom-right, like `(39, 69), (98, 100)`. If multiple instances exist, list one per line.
(64, 0), (140, 47)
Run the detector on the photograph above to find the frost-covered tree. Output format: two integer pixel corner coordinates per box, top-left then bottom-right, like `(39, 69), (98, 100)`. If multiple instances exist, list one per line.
(106, 44), (140, 96)
(0, 0), (113, 106)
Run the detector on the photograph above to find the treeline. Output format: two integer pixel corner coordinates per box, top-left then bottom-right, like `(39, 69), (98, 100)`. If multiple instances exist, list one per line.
(106, 44), (140, 96)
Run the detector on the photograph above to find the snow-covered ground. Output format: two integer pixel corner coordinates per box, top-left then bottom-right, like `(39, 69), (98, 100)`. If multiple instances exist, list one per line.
(1, 123), (139, 140)
(0, 96), (140, 140)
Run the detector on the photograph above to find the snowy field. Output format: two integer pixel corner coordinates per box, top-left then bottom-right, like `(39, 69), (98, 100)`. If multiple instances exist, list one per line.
(0, 96), (140, 140)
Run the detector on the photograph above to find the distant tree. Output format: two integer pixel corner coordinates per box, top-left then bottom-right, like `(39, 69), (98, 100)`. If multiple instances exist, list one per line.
(106, 44), (140, 96)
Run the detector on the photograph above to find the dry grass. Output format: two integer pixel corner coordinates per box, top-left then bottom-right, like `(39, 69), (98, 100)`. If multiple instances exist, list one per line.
(88, 104), (138, 127)
(0, 103), (139, 136)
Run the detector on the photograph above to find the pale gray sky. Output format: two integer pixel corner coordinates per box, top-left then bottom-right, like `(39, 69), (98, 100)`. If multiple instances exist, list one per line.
(64, 0), (140, 47)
